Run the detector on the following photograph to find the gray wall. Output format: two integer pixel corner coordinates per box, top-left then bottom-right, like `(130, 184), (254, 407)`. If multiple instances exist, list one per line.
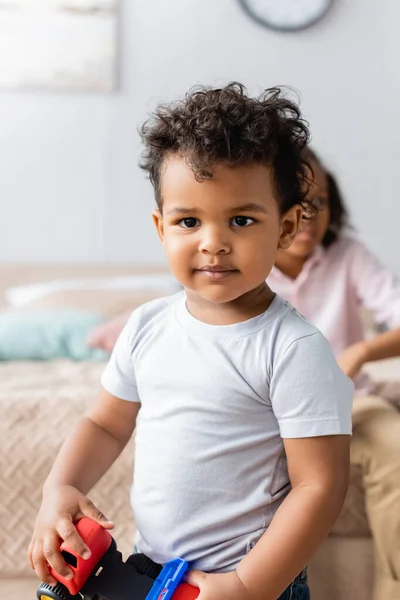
(1, 0), (399, 270)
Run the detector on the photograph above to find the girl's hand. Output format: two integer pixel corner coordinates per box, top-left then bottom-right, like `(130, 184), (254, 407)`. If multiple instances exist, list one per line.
(186, 569), (252, 600)
(86, 311), (130, 352)
(28, 485), (114, 586)
(337, 342), (368, 379)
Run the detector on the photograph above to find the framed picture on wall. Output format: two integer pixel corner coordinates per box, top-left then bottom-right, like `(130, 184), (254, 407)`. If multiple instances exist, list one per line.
(0, 0), (119, 92)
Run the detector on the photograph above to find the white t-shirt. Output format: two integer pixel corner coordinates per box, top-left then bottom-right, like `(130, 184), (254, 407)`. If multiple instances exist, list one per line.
(101, 292), (353, 572)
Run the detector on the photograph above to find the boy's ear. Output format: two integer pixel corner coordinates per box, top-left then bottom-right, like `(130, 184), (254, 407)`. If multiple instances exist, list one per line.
(278, 205), (303, 250)
(152, 209), (164, 242)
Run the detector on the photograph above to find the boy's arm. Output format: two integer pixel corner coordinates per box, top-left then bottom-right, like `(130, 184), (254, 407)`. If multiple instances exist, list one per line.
(236, 434), (350, 599)
(44, 388), (140, 494)
(29, 388), (139, 584)
(187, 434), (349, 600)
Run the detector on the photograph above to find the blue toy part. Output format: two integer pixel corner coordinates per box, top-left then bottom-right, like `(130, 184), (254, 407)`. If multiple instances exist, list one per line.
(145, 558), (189, 600)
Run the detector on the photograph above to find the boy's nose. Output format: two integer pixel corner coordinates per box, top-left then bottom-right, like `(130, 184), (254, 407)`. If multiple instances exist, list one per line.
(199, 227), (230, 255)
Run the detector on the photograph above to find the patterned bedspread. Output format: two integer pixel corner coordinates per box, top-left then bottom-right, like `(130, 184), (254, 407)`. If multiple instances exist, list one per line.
(0, 360), (135, 577)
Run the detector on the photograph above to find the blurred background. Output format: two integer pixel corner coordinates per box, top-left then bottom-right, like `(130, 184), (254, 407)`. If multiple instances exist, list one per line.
(0, 0), (398, 269)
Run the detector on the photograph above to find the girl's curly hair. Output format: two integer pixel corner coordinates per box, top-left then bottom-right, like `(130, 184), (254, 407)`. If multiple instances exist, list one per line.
(140, 82), (311, 213)
(303, 147), (350, 247)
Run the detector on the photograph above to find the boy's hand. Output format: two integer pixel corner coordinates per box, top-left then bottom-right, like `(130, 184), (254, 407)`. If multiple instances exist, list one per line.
(186, 569), (252, 600)
(28, 484), (114, 586)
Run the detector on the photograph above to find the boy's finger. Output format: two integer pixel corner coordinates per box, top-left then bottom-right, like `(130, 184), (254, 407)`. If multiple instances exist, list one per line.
(56, 517), (91, 560)
(80, 498), (115, 530)
(185, 569), (208, 588)
(43, 531), (74, 580)
(32, 543), (57, 586)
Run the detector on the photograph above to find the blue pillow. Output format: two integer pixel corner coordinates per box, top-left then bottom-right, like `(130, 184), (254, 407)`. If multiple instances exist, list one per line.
(0, 310), (109, 361)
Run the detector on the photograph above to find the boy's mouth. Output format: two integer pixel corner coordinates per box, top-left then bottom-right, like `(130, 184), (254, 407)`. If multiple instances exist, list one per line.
(196, 265), (238, 280)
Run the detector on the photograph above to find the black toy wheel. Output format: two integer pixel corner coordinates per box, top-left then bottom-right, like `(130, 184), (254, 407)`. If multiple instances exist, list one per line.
(37, 581), (77, 600)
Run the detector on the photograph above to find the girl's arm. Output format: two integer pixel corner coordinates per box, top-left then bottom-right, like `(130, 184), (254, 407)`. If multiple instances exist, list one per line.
(338, 238), (400, 377)
(363, 327), (400, 361)
(338, 327), (400, 378)
(236, 434), (349, 600)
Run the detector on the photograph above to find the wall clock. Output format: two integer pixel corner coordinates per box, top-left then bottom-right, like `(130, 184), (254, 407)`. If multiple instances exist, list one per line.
(238, 0), (335, 32)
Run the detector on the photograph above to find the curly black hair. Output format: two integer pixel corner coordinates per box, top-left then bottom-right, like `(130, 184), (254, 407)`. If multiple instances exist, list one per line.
(303, 148), (350, 247)
(140, 82), (312, 214)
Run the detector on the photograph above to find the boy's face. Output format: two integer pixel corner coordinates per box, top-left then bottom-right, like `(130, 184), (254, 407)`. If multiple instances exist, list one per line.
(153, 157), (301, 305)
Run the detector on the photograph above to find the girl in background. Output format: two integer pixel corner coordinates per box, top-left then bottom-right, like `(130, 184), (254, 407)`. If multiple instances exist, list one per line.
(268, 148), (400, 600)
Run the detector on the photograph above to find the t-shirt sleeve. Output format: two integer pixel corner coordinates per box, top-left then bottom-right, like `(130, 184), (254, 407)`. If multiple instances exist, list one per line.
(101, 313), (140, 402)
(270, 331), (353, 438)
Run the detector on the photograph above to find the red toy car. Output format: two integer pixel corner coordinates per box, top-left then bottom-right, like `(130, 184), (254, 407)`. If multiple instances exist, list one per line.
(36, 518), (199, 600)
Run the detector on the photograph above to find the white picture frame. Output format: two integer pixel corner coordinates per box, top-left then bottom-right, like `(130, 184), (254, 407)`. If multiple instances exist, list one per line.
(0, 0), (119, 92)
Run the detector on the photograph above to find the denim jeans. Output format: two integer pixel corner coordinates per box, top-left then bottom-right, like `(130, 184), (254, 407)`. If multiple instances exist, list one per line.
(278, 569), (310, 600)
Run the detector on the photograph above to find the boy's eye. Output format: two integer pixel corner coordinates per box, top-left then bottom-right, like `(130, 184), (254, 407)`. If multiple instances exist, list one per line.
(179, 218), (199, 228)
(231, 216), (254, 227)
